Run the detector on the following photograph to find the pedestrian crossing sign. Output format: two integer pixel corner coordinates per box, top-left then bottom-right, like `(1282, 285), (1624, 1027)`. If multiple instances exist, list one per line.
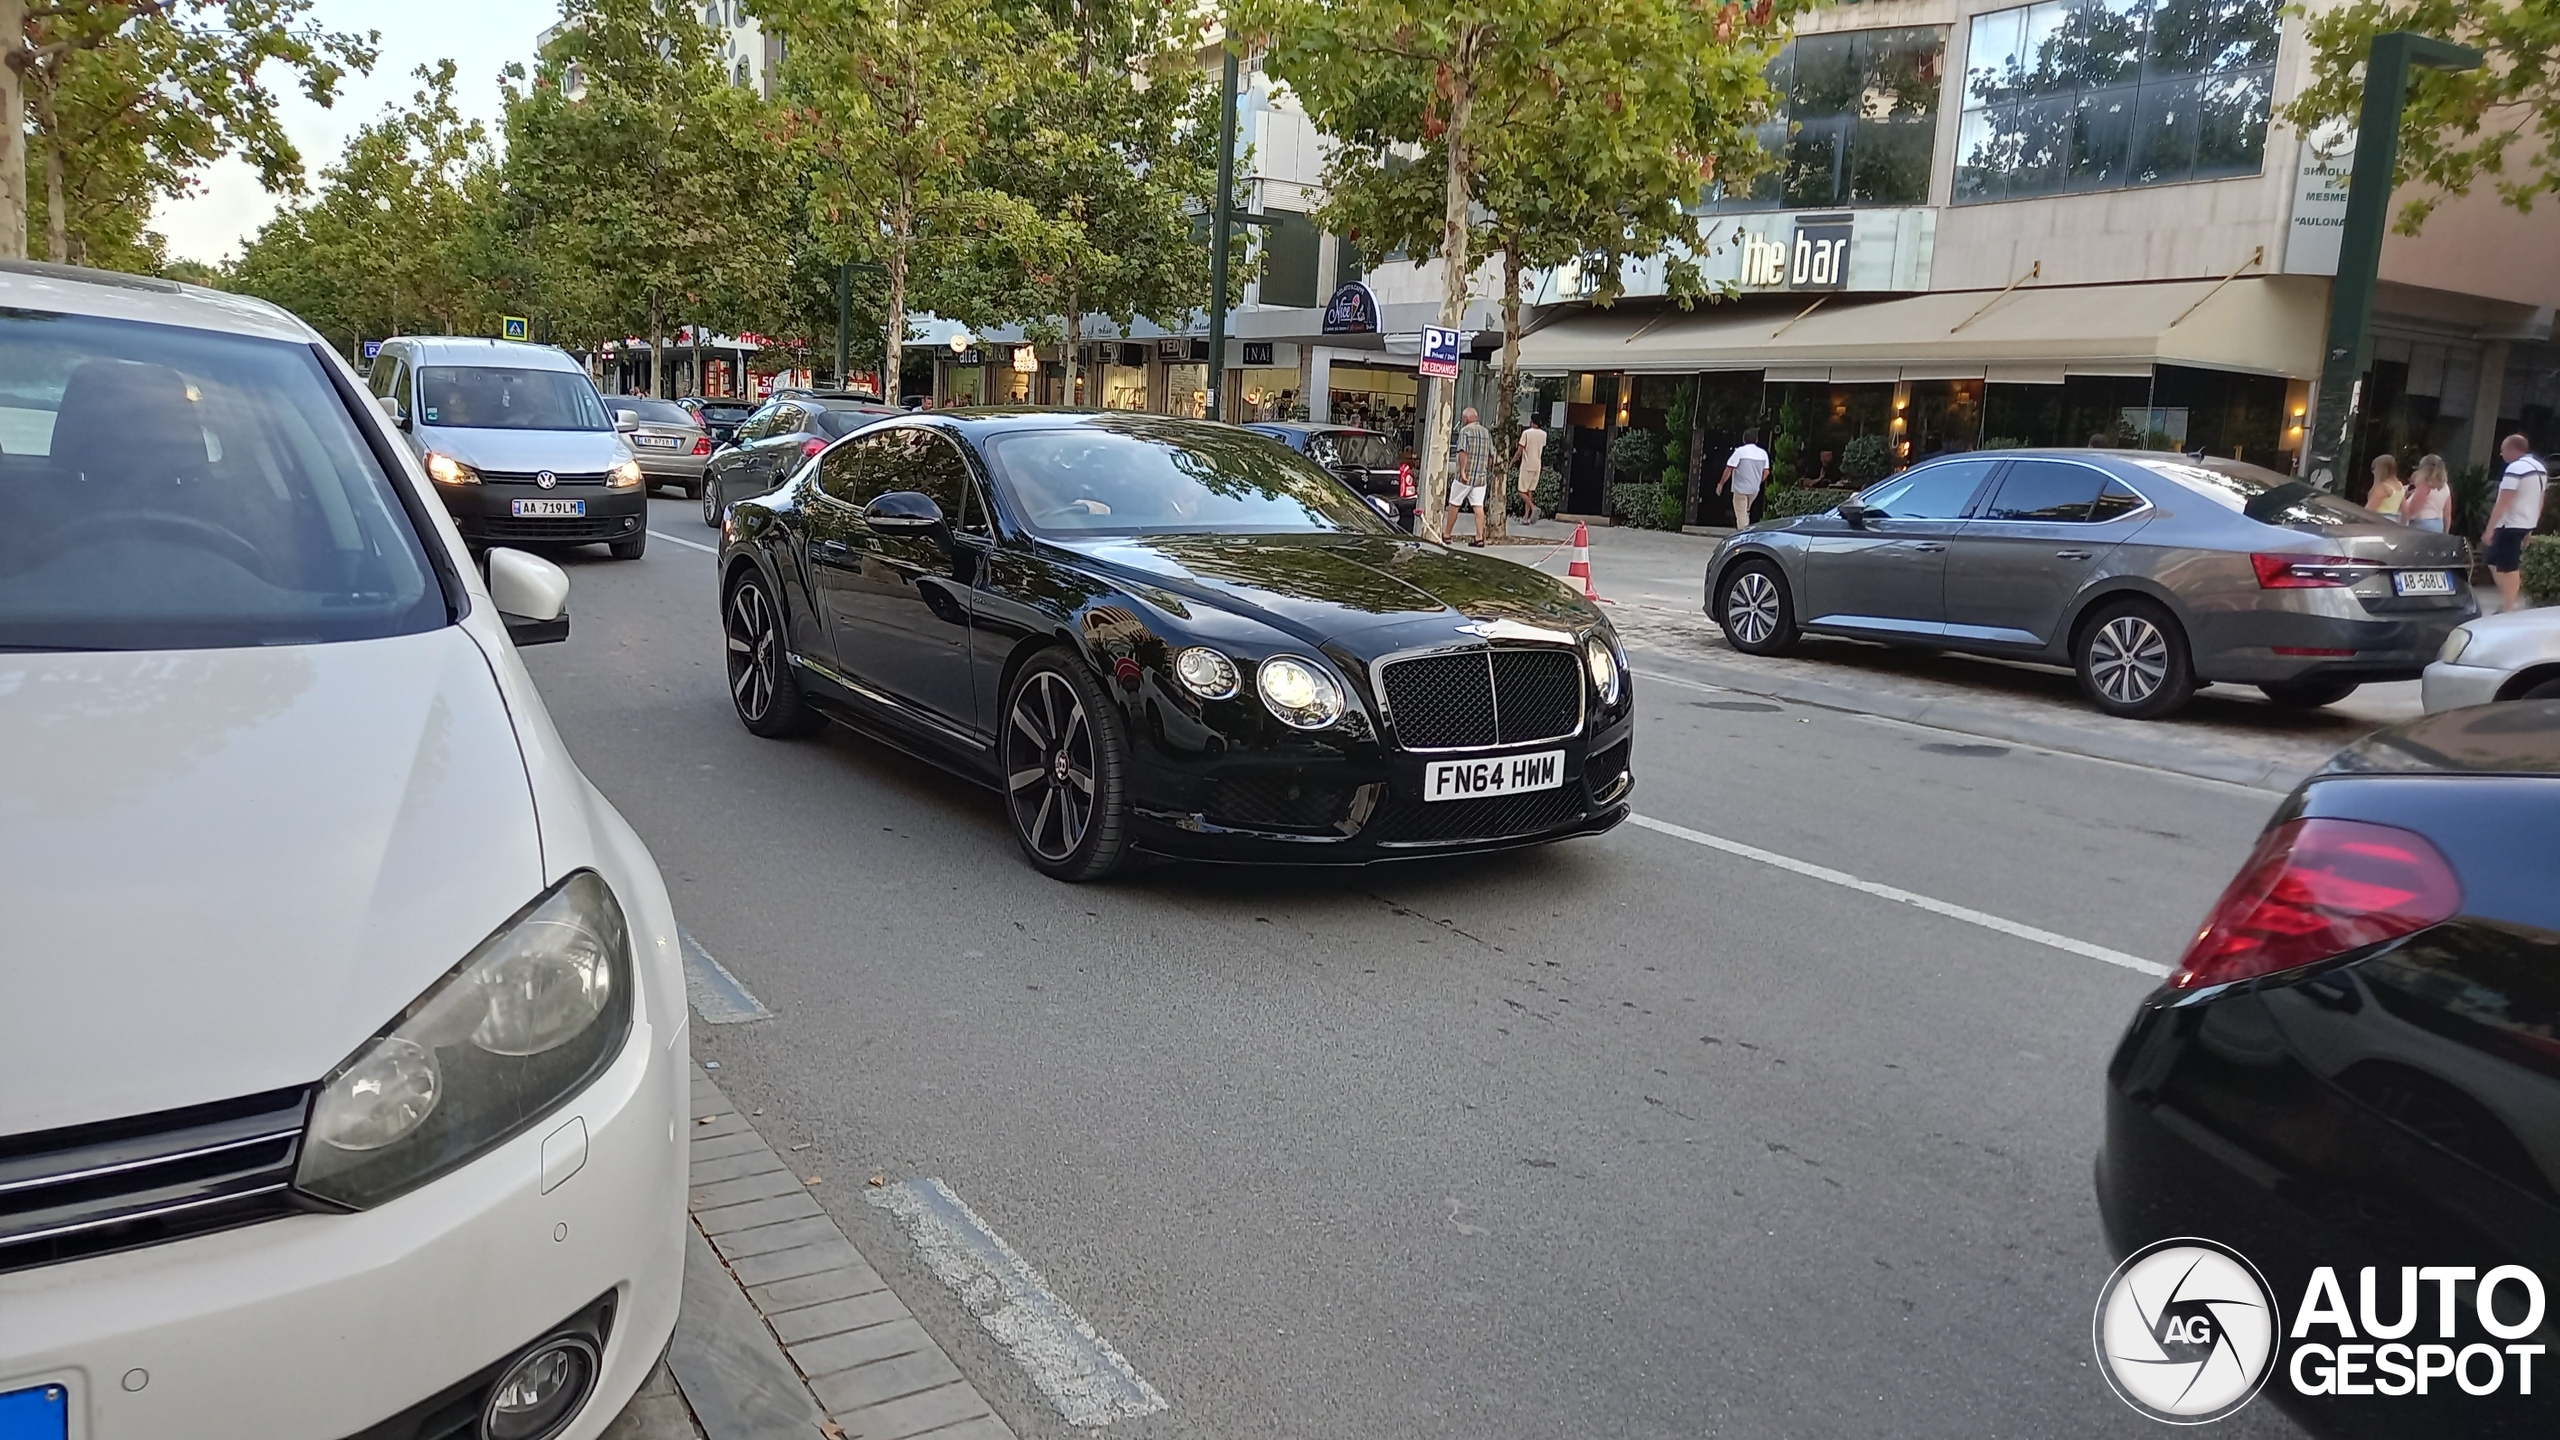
(501, 315), (531, 341)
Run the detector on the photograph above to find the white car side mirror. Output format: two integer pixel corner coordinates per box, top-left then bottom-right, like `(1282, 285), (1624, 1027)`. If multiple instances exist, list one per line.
(486, 547), (570, 646)
(376, 393), (407, 426)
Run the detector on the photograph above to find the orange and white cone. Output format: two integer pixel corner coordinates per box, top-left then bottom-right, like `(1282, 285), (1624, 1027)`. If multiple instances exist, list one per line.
(1566, 522), (1612, 603)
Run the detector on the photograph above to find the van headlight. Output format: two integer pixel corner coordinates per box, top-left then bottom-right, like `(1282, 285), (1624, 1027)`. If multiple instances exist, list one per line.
(295, 871), (633, 1209)
(425, 451), (479, 485)
(607, 459), (644, 488)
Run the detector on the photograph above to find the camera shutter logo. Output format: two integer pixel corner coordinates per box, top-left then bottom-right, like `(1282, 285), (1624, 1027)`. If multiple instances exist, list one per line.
(2094, 1237), (2280, 1424)
(536, 470), (558, 489)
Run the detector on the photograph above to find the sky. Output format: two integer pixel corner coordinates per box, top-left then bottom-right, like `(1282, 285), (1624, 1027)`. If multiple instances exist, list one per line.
(152, 0), (554, 265)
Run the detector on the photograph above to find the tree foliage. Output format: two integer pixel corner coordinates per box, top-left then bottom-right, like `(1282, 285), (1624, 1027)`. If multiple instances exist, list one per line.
(2286, 1), (2560, 230)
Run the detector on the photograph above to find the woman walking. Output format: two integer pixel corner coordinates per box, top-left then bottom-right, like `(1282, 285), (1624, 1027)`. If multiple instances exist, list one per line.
(2403, 454), (2453, 532)
(2368, 454), (2407, 518)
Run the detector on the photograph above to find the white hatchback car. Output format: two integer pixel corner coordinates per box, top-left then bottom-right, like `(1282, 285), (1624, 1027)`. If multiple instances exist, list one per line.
(0, 263), (686, 1439)
(2421, 604), (2560, 711)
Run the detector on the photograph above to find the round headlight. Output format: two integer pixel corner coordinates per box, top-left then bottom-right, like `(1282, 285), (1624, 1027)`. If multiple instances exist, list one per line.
(2439, 627), (2473, 665)
(1258, 655), (1346, 729)
(1585, 635), (1622, 705)
(469, 914), (618, 1057)
(311, 1037), (440, 1152)
(1173, 646), (1240, 699)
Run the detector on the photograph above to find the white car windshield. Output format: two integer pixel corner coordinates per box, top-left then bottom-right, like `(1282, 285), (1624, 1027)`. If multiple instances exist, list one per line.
(419, 365), (611, 431)
(0, 311), (450, 652)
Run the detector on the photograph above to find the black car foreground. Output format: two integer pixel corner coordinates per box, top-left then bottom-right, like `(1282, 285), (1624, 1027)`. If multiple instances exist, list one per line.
(2096, 702), (2560, 1438)
(716, 411), (1633, 879)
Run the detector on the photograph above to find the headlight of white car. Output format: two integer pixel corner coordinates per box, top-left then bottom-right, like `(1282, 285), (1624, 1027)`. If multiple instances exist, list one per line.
(2438, 627), (2473, 665)
(607, 459), (644, 488)
(295, 871), (633, 1208)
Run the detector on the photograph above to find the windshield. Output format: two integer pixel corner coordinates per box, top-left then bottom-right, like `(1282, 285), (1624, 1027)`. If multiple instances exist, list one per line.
(0, 310), (448, 652)
(1326, 432), (1401, 469)
(2128, 456), (2375, 526)
(419, 365), (609, 432)
(612, 399), (696, 426)
(696, 402), (756, 423)
(982, 422), (1396, 537)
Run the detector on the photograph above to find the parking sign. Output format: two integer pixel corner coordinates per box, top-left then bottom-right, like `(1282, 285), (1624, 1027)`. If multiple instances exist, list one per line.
(501, 315), (531, 342)
(1418, 325), (1460, 379)
(360, 340), (382, 361)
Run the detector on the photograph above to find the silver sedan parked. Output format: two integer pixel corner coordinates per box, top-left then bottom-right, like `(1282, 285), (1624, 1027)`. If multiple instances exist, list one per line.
(609, 396), (711, 499)
(2422, 606), (2560, 710)
(1706, 450), (2478, 719)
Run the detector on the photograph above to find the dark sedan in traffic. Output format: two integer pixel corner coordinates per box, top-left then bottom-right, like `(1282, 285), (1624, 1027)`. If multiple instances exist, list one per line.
(714, 411), (1633, 880)
(1242, 422), (1417, 531)
(1707, 450), (2477, 718)
(680, 395), (760, 447)
(699, 394), (900, 525)
(2097, 701), (2559, 1436)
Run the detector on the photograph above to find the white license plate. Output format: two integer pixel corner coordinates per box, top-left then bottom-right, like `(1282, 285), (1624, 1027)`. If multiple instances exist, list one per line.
(511, 499), (586, 517)
(1424, 749), (1566, 802)
(635, 435), (679, 448)
(2393, 569), (2454, 596)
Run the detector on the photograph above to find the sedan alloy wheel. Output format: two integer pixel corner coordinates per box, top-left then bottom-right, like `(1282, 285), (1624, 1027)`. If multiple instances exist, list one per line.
(2075, 601), (2194, 719)
(1716, 561), (1798, 656)
(1001, 653), (1130, 881)
(724, 575), (818, 737)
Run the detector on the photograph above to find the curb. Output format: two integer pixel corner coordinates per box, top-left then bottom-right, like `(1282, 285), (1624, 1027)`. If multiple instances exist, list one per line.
(673, 1066), (1016, 1440)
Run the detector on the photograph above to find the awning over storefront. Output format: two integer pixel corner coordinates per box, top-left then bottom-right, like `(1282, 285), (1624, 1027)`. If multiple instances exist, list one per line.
(1517, 275), (2329, 381)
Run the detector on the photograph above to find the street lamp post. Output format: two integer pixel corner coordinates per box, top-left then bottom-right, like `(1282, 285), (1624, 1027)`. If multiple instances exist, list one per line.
(2305, 30), (2482, 490)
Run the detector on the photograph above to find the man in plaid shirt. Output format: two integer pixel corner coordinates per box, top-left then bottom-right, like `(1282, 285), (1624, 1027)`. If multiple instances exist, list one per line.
(1448, 406), (1493, 546)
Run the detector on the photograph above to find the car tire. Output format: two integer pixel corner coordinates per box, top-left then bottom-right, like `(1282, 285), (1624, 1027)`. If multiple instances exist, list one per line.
(703, 484), (723, 529)
(684, 479), (703, 501)
(724, 571), (821, 738)
(2520, 676), (2560, 701)
(2074, 600), (2194, 719)
(1716, 559), (1800, 656)
(2259, 679), (2360, 709)
(1001, 649), (1132, 883)
(608, 529), (647, 560)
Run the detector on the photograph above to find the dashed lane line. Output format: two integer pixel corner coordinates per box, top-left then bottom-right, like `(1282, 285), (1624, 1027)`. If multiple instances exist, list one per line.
(651, 529), (720, 553)
(681, 931), (774, 1024)
(1626, 812), (2171, 979)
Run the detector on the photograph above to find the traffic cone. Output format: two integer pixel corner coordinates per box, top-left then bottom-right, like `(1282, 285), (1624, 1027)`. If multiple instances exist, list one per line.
(1567, 522), (1612, 603)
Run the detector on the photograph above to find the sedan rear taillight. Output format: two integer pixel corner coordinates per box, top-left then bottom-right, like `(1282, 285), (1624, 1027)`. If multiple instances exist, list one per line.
(802, 437), (828, 457)
(693, 435), (712, 455)
(1398, 463), (1415, 499)
(2251, 553), (2385, 588)
(2169, 818), (2461, 990)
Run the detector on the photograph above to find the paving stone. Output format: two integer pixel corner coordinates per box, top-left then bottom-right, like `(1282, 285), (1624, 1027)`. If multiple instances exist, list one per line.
(728, 1238), (864, 1287)
(696, 1192), (826, 1236)
(829, 1379), (996, 1439)
(688, 1083), (733, 1113)
(767, 1291), (909, 1345)
(688, 1130), (767, 1161)
(748, 1263), (888, 1314)
(688, 1149), (790, 1186)
(806, 1348), (965, 1416)
(690, 1168), (810, 1210)
(787, 1317), (932, 1379)
(688, 1111), (751, 1140)
(905, 1415), (1017, 1440)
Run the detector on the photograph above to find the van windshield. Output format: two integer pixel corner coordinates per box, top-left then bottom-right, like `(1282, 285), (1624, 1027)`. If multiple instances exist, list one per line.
(0, 311), (450, 652)
(419, 365), (610, 431)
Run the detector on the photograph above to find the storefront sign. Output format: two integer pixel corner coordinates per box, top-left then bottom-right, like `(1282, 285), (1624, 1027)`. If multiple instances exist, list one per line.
(1541, 208), (1934, 301)
(2284, 126), (2354, 276)
(1418, 326), (1461, 380)
(1012, 345), (1039, 373)
(1242, 341), (1275, 366)
(1321, 281), (1380, 335)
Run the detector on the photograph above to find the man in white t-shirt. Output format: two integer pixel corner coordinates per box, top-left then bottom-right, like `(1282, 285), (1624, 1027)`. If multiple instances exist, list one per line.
(1514, 424), (1548, 523)
(1718, 428), (1771, 530)
(2483, 433), (2548, 609)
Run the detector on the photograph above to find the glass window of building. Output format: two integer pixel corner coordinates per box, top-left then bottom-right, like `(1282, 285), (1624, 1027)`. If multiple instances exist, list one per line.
(1717, 28), (1946, 211)
(1260, 211), (1322, 308)
(1957, 0), (2278, 203)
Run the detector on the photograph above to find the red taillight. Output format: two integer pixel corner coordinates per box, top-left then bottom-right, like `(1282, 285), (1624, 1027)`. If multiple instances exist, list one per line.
(2170, 818), (2461, 990)
(692, 435), (712, 455)
(802, 437), (828, 457)
(1398, 463), (1415, 499)
(2251, 553), (2384, 589)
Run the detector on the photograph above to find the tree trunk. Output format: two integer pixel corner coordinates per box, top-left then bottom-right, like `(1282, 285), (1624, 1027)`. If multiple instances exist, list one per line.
(650, 290), (666, 399)
(1064, 285), (1082, 409)
(1418, 55), (1476, 543)
(0, 0), (26, 261)
(884, 187), (912, 403)
(41, 132), (65, 264)
(1488, 246), (1524, 540)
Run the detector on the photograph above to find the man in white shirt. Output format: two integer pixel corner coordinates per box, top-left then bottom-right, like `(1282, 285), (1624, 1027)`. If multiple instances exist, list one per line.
(1718, 428), (1771, 530)
(1514, 424), (1548, 524)
(2483, 433), (2548, 609)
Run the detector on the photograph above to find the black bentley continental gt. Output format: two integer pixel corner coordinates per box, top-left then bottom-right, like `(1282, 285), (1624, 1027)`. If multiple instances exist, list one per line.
(713, 411), (1634, 880)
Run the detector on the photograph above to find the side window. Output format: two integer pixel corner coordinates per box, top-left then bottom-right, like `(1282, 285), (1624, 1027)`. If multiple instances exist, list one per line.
(2091, 478), (2148, 522)
(901, 430), (974, 520)
(1982, 460), (2106, 522)
(367, 351), (398, 398)
(737, 403), (784, 442)
(1861, 458), (1997, 520)
(1304, 435), (1340, 467)
(817, 432), (897, 507)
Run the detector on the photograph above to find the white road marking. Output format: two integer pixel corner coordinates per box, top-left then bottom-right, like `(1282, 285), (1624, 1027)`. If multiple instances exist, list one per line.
(868, 1177), (1168, 1427)
(650, 529), (719, 553)
(679, 931), (773, 1023)
(1626, 813), (2171, 978)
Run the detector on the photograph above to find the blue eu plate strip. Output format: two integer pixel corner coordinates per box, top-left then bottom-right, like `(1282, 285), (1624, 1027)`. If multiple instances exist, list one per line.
(0, 1385), (68, 1440)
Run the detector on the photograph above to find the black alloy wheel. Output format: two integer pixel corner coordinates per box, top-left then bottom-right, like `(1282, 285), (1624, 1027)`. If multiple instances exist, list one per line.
(724, 573), (819, 737)
(1717, 560), (1799, 655)
(2075, 600), (2195, 719)
(2259, 678), (2361, 709)
(1001, 650), (1131, 882)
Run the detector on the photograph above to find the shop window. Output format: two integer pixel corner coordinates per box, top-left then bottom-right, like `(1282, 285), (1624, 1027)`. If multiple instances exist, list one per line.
(1717, 28), (1946, 211)
(1335, 236), (1365, 287)
(1261, 210), (1321, 308)
(1957, 0), (2277, 203)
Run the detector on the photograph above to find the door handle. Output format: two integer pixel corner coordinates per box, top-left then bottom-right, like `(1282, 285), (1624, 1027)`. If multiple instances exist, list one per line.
(2054, 549), (2094, 560)
(1911, 542), (1946, 552)
(819, 538), (848, 554)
